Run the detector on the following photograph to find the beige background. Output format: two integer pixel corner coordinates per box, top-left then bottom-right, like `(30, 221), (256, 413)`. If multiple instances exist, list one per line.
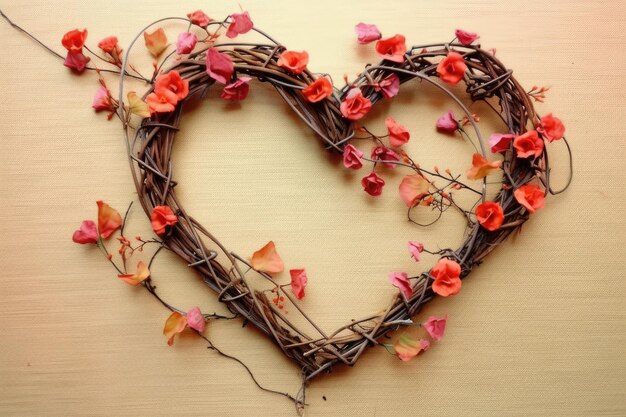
(1, 0), (625, 416)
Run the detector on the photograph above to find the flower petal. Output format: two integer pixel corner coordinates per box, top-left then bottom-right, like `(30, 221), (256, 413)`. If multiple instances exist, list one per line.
(399, 174), (429, 208)
(128, 92), (150, 118)
(163, 312), (187, 346)
(97, 201), (122, 239)
(144, 28), (168, 57)
(117, 261), (151, 286)
(250, 241), (284, 274)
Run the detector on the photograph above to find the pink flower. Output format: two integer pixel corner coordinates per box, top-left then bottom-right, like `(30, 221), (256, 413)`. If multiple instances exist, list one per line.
(72, 220), (98, 244)
(423, 315), (447, 341)
(455, 29), (480, 46)
(342, 144), (364, 170)
(64, 51), (90, 72)
(176, 32), (197, 54)
(389, 272), (413, 299)
(361, 172), (385, 196)
(355, 22), (381, 44)
(489, 133), (514, 153)
(340, 88), (372, 120)
(290, 269), (308, 300)
(386, 117), (410, 147)
(187, 10), (212, 27)
(420, 339), (431, 351)
(186, 307), (206, 332)
(377, 73), (400, 99)
(206, 48), (234, 84)
(92, 86), (115, 112)
(371, 146), (400, 168)
(408, 241), (424, 262)
(221, 77), (251, 100)
(226, 11), (254, 38)
(436, 110), (458, 134)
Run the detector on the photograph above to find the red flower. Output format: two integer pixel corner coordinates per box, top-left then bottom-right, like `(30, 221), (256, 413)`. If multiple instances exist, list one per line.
(436, 52), (467, 85)
(302, 77), (333, 103)
(375, 34), (407, 63)
(538, 113), (565, 142)
(475, 201), (504, 231)
(62, 29), (87, 52)
(155, 70), (189, 101)
(431, 258), (462, 297)
(361, 172), (385, 196)
(385, 117), (410, 146)
(342, 144), (364, 170)
(514, 184), (545, 213)
(187, 10), (212, 27)
(64, 51), (90, 72)
(514, 130), (544, 158)
(72, 220), (98, 244)
(221, 77), (251, 100)
(205, 48), (234, 84)
(340, 88), (372, 120)
(371, 146), (400, 168)
(455, 29), (480, 46)
(290, 269), (308, 300)
(277, 50), (309, 74)
(226, 11), (254, 39)
(151, 206), (178, 236)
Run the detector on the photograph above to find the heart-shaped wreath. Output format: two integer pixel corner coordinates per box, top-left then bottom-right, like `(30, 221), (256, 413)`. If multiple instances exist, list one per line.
(2, 8), (573, 408)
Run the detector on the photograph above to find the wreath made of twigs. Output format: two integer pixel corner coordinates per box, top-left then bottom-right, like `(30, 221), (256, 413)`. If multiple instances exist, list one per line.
(119, 19), (572, 382)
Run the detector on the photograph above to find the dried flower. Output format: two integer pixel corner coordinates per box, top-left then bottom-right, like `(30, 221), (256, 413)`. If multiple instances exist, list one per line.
(340, 88), (372, 120)
(277, 50), (309, 74)
(514, 184), (545, 213)
(62, 29), (87, 52)
(302, 77), (333, 103)
(92, 86), (115, 112)
(408, 241), (424, 262)
(431, 258), (462, 297)
(377, 73), (400, 99)
(475, 201), (505, 231)
(436, 52), (467, 85)
(538, 113), (565, 142)
(117, 261), (150, 286)
(187, 10), (212, 27)
(370, 146), (400, 168)
(361, 172), (385, 196)
(163, 312), (187, 346)
(144, 28), (168, 57)
(186, 307), (206, 332)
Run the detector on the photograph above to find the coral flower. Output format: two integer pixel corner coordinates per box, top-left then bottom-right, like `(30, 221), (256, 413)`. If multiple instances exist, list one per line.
(98, 36), (122, 55)
(155, 71), (189, 101)
(436, 52), (467, 85)
(176, 32), (197, 54)
(226, 11), (254, 38)
(489, 133), (514, 154)
(146, 88), (178, 114)
(277, 50), (309, 74)
(436, 110), (458, 134)
(221, 77), (251, 100)
(514, 184), (545, 213)
(187, 10), (212, 27)
(340, 88), (372, 120)
(385, 117), (410, 147)
(343, 144), (364, 170)
(538, 113), (565, 142)
(62, 29), (88, 52)
(151, 205), (178, 236)
(466, 153), (502, 180)
(361, 172), (385, 196)
(514, 130), (544, 158)
(431, 258), (462, 297)
(290, 269), (308, 300)
(97, 201), (122, 239)
(302, 77), (333, 103)
(375, 34), (407, 63)
(475, 201), (505, 231)
(206, 48), (234, 84)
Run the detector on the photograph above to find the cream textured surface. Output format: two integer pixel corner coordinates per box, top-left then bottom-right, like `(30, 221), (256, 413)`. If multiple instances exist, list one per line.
(1, 1), (625, 416)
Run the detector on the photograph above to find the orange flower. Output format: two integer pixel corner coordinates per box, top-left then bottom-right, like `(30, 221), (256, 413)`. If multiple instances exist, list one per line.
(375, 34), (407, 63)
(399, 174), (430, 208)
(144, 28), (168, 57)
(117, 261), (150, 286)
(163, 312), (187, 346)
(62, 29), (87, 52)
(151, 206), (178, 236)
(436, 52), (467, 85)
(385, 117), (410, 147)
(154, 70), (189, 101)
(431, 258), (462, 297)
(466, 153), (502, 180)
(277, 50), (309, 74)
(513, 130), (544, 158)
(302, 77), (333, 103)
(514, 184), (545, 213)
(538, 113), (565, 142)
(146, 88), (178, 114)
(394, 333), (426, 361)
(475, 201), (505, 231)
(97, 201), (122, 239)
(250, 241), (284, 275)
(340, 88), (372, 120)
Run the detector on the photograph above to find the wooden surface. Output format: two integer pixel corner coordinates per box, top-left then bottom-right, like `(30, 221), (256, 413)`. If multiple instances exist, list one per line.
(1, 1), (625, 416)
